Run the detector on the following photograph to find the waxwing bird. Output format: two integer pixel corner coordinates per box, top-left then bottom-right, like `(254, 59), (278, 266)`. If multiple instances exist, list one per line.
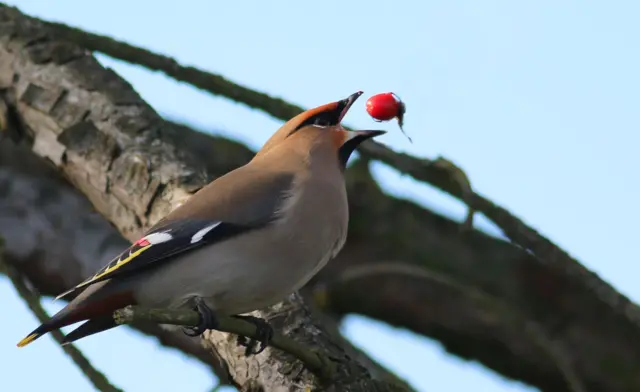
(17, 91), (385, 354)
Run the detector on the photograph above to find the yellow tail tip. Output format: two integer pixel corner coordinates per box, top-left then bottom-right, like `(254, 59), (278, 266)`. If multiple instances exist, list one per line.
(17, 333), (38, 348)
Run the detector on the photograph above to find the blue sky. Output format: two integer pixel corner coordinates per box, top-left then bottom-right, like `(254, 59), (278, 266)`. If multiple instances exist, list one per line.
(2, 1), (639, 391)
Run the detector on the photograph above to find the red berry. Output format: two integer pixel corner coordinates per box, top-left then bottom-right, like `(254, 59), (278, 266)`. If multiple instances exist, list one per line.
(365, 92), (412, 143)
(366, 93), (402, 121)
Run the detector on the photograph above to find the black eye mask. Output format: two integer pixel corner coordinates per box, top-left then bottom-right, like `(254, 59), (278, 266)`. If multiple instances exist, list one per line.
(287, 110), (339, 138)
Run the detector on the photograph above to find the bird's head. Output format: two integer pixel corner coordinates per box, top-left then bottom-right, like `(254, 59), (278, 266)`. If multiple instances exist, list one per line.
(256, 91), (386, 168)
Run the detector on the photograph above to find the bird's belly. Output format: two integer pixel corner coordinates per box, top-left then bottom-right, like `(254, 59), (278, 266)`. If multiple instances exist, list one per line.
(134, 224), (339, 315)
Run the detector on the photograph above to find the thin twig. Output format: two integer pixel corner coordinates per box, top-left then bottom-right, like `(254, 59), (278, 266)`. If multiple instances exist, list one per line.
(0, 240), (123, 392)
(318, 261), (587, 392)
(113, 306), (336, 380)
(45, 19), (640, 333)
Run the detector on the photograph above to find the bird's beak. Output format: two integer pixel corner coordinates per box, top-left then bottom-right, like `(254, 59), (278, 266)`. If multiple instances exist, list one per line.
(334, 91), (364, 124)
(344, 129), (387, 143)
(338, 129), (386, 168)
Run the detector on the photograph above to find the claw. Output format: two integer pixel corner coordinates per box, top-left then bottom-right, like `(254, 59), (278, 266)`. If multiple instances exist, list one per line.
(232, 315), (274, 356)
(183, 297), (218, 337)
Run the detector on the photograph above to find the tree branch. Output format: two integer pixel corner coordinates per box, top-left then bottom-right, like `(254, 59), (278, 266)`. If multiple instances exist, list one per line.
(315, 261), (586, 392)
(43, 13), (640, 334)
(113, 305), (337, 380)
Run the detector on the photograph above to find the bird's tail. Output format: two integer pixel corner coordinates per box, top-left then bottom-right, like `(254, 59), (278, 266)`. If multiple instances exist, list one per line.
(61, 316), (118, 346)
(17, 316), (69, 348)
(17, 286), (134, 348)
(17, 331), (42, 348)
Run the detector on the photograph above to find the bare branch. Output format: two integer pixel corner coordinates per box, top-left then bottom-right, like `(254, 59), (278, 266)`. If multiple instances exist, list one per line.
(114, 305), (337, 381)
(317, 261), (586, 392)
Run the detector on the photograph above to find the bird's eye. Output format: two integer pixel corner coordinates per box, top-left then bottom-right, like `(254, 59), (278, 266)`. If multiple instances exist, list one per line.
(313, 117), (331, 127)
(287, 111), (337, 137)
(297, 113), (333, 129)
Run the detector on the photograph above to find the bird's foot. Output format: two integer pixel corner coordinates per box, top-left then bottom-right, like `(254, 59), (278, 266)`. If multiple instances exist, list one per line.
(232, 315), (274, 356)
(183, 297), (219, 337)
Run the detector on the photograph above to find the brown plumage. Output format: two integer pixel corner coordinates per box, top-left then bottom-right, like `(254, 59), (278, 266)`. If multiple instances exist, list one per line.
(17, 91), (384, 348)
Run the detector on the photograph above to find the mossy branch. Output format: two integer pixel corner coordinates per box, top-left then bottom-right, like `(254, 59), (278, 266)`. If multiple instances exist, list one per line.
(0, 239), (123, 392)
(113, 306), (337, 380)
(42, 19), (639, 334)
(317, 261), (586, 392)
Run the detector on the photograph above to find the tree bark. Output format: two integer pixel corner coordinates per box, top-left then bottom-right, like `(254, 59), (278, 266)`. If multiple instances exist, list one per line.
(2, 4), (640, 392)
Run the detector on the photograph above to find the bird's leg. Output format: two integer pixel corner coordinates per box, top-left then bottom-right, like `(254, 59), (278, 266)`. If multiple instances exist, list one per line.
(183, 297), (219, 337)
(232, 315), (274, 356)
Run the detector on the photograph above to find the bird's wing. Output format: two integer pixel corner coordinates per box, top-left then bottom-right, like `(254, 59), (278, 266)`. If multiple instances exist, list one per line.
(56, 169), (295, 300)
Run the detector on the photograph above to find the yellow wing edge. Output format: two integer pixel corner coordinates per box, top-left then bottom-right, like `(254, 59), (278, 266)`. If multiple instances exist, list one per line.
(54, 245), (152, 301)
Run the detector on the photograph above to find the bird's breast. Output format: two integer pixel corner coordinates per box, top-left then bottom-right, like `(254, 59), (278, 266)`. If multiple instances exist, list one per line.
(277, 173), (349, 265)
